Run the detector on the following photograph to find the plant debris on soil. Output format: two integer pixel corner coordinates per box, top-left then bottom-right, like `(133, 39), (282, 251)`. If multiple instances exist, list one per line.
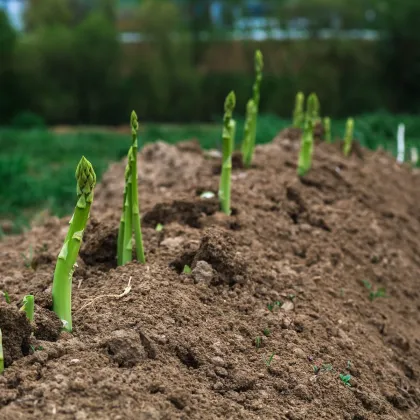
(0, 131), (419, 419)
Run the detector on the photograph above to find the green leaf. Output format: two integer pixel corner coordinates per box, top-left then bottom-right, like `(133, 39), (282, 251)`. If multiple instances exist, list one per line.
(155, 223), (164, 232)
(183, 265), (192, 274)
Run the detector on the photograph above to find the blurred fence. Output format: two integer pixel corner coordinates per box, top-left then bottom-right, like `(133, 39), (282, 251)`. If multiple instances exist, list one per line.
(1, 0), (420, 125)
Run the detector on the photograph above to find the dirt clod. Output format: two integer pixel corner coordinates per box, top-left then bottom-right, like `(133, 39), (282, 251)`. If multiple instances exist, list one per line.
(101, 329), (148, 367)
(34, 306), (61, 341)
(192, 228), (247, 285)
(0, 302), (32, 366)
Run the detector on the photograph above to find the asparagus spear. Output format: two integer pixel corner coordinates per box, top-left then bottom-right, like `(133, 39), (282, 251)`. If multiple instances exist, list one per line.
(293, 92), (305, 129)
(343, 118), (354, 157)
(219, 91), (236, 215)
(241, 99), (256, 162)
(117, 158), (131, 266)
(324, 117), (331, 143)
(243, 50), (263, 168)
(0, 329), (3, 374)
(122, 149), (133, 265)
(20, 294), (34, 322)
(130, 111), (146, 263)
(307, 93), (320, 125)
(297, 118), (314, 177)
(52, 156), (96, 332)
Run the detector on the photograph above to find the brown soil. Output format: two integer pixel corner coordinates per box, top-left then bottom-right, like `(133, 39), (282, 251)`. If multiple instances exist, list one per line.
(1, 132), (420, 420)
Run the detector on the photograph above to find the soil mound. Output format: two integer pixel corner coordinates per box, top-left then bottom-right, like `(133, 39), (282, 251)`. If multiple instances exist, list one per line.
(0, 132), (419, 419)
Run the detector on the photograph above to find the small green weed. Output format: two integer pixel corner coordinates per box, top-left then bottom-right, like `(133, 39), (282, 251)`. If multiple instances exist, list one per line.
(265, 353), (276, 367)
(339, 373), (352, 387)
(0, 291), (10, 304)
(21, 245), (33, 269)
(255, 336), (262, 348)
(267, 301), (283, 312)
(263, 328), (270, 337)
(155, 223), (164, 232)
(183, 265), (192, 274)
(362, 280), (387, 301)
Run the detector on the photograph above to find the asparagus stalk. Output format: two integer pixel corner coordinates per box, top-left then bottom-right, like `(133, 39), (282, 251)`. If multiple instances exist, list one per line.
(324, 117), (331, 143)
(0, 329), (3, 374)
(20, 294), (34, 322)
(117, 181), (127, 266)
(293, 92), (305, 129)
(122, 150), (133, 265)
(242, 49), (263, 168)
(343, 118), (354, 157)
(297, 118), (314, 177)
(52, 156), (96, 332)
(307, 93), (320, 125)
(241, 99), (256, 161)
(219, 91), (236, 215)
(130, 111), (146, 263)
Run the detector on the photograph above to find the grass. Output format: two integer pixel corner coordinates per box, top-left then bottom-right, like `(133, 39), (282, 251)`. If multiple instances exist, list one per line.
(0, 112), (419, 234)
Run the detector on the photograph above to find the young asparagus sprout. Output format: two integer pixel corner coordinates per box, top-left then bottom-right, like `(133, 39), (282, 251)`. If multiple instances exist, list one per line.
(0, 329), (3, 374)
(117, 112), (146, 266)
(52, 156), (96, 332)
(297, 118), (314, 177)
(242, 49), (263, 167)
(20, 294), (34, 322)
(307, 93), (320, 125)
(121, 149), (133, 265)
(219, 91), (236, 215)
(324, 117), (331, 143)
(117, 159), (130, 266)
(343, 118), (354, 157)
(130, 111), (146, 263)
(293, 92), (305, 129)
(241, 99), (256, 163)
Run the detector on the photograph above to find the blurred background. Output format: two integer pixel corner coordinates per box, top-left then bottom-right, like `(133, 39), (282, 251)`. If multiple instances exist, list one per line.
(0, 0), (419, 233)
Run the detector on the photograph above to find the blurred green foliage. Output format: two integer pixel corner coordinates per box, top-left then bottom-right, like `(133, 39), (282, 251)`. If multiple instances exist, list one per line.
(1, 1), (420, 124)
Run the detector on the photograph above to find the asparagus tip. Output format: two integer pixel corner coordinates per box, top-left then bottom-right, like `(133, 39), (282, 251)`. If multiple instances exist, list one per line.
(76, 156), (96, 195)
(255, 49), (264, 72)
(131, 110), (138, 131)
(225, 91), (236, 114)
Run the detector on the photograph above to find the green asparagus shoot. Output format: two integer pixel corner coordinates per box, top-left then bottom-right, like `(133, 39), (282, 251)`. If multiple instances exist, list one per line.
(0, 329), (3, 374)
(117, 112), (146, 266)
(242, 49), (263, 167)
(293, 92), (305, 129)
(121, 150), (133, 265)
(324, 117), (331, 143)
(241, 99), (256, 164)
(117, 162), (129, 266)
(130, 111), (146, 263)
(52, 156), (96, 332)
(306, 93), (320, 124)
(20, 294), (34, 322)
(297, 118), (314, 177)
(219, 91), (236, 215)
(343, 118), (354, 157)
